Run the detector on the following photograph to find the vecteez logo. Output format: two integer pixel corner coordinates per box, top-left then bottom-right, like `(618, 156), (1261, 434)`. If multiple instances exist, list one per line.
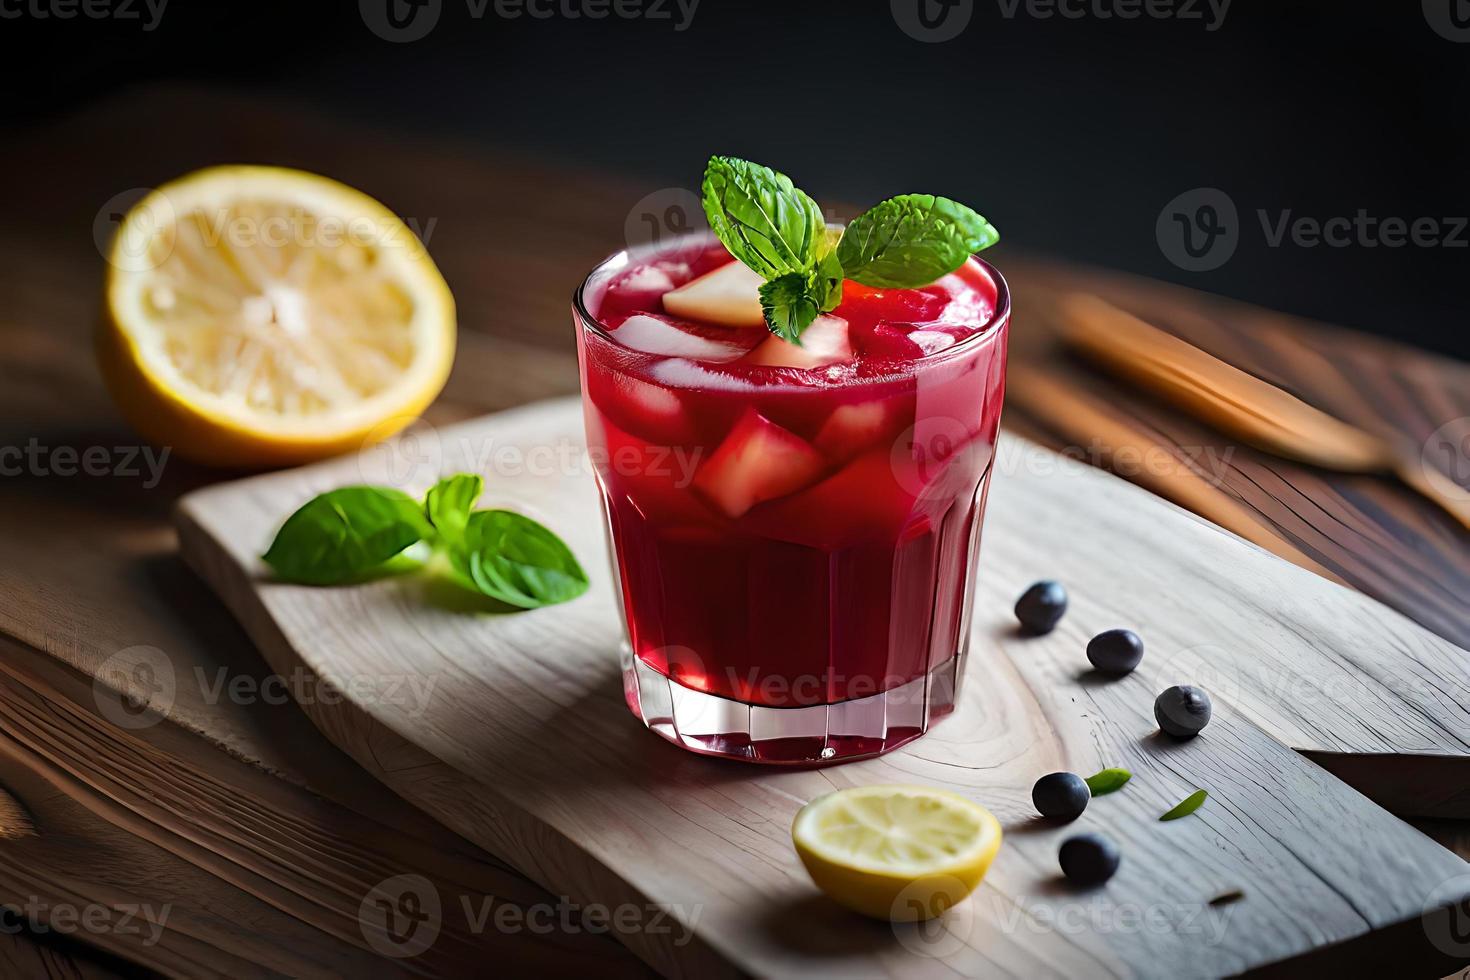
(1422, 873), (1470, 958)
(1159, 187), (1469, 272)
(624, 187), (708, 251)
(361, 0), (699, 41)
(94, 186), (173, 272)
(892, 0), (974, 42)
(0, 0), (168, 30)
(356, 415), (444, 488)
(359, 875), (442, 958)
(1156, 188), (1239, 272)
(1423, 0), (1470, 41)
(995, 0), (1231, 31)
(894, 0), (1230, 37)
(1422, 418), (1470, 504)
(360, 0), (442, 42)
(93, 645), (176, 731)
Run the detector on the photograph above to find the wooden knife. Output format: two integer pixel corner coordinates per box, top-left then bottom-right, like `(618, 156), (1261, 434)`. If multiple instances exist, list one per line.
(1053, 293), (1470, 531)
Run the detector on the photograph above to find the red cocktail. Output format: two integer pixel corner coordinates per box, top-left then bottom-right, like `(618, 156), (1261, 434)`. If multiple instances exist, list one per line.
(574, 232), (1009, 763)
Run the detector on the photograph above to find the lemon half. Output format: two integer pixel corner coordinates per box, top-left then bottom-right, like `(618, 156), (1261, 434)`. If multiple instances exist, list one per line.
(99, 165), (455, 467)
(792, 785), (1002, 921)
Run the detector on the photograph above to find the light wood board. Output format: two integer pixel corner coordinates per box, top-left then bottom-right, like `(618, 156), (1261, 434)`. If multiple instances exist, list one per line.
(175, 397), (1470, 978)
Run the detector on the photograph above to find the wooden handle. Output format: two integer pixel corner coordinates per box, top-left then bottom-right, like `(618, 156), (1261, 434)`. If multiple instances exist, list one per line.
(1058, 294), (1470, 531)
(1056, 294), (1391, 471)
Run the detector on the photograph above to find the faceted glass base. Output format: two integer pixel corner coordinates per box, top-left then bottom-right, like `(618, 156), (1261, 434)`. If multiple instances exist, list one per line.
(621, 646), (963, 764)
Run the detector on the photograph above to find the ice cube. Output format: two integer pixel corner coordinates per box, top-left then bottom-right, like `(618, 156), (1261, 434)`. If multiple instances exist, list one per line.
(935, 267), (996, 325)
(853, 322), (924, 360)
(617, 373), (681, 419)
(692, 409), (827, 518)
(599, 264), (679, 324)
(613, 314), (755, 363)
(611, 372), (696, 445)
(836, 281), (950, 333)
(744, 315), (852, 369)
(651, 260), (691, 282)
(651, 357), (758, 392)
(907, 329), (960, 355)
(620, 264), (677, 293)
(661, 260), (767, 329)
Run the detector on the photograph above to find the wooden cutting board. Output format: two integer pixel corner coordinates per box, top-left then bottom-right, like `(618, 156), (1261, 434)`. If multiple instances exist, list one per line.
(175, 397), (1470, 978)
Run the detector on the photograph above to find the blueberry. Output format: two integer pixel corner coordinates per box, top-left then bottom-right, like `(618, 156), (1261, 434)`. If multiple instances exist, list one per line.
(1032, 771), (1090, 821)
(1086, 629), (1144, 675)
(1059, 832), (1120, 886)
(1155, 685), (1212, 737)
(1015, 581), (1067, 634)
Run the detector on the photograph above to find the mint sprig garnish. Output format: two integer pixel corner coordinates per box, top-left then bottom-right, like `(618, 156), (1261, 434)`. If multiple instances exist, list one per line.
(758, 273), (821, 343)
(699, 156), (997, 342)
(837, 194), (999, 289)
(263, 475), (588, 609)
(701, 156), (824, 280)
(759, 263), (842, 344)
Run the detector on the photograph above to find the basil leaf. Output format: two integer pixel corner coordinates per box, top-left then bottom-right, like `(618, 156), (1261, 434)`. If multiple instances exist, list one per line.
(814, 239), (845, 313)
(837, 193), (999, 288)
(425, 473), (484, 540)
(757, 247), (846, 344)
(263, 487), (430, 585)
(451, 510), (588, 609)
(1084, 767), (1132, 796)
(758, 273), (822, 344)
(1160, 789), (1209, 821)
(702, 156), (825, 281)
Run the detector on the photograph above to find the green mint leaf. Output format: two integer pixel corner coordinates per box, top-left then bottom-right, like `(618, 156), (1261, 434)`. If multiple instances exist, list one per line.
(815, 238), (845, 313)
(1084, 768), (1132, 796)
(757, 246), (846, 344)
(450, 510), (589, 609)
(759, 273), (822, 344)
(263, 487), (430, 585)
(1160, 789), (1209, 821)
(425, 474), (484, 540)
(836, 193), (998, 289)
(702, 156), (824, 281)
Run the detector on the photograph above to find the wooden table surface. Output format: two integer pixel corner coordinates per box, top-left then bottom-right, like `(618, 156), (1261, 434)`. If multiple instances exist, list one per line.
(0, 85), (1465, 977)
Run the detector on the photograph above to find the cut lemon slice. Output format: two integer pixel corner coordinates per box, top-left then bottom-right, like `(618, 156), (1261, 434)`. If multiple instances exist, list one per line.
(99, 165), (455, 467)
(792, 785), (1002, 921)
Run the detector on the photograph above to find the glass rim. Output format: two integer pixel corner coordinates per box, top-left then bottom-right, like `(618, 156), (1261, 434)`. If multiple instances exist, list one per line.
(571, 231), (1011, 376)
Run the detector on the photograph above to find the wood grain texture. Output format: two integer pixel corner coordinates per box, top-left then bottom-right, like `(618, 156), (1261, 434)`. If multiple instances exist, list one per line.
(176, 398), (1470, 977)
(0, 782), (37, 839)
(0, 634), (648, 978)
(0, 931), (133, 980)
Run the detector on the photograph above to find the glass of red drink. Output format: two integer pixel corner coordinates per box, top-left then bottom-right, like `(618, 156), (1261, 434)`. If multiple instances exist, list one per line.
(573, 231), (1009, 764)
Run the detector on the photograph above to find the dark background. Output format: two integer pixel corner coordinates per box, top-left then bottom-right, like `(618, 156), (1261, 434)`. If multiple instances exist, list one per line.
(5, 0), (1467, 359)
